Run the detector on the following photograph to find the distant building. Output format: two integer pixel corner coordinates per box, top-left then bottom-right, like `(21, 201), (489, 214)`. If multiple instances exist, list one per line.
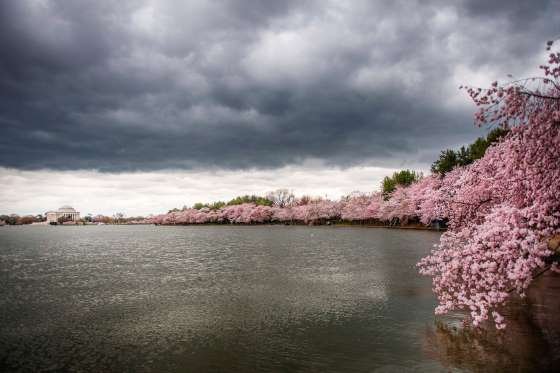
(46, 206), (80, 224)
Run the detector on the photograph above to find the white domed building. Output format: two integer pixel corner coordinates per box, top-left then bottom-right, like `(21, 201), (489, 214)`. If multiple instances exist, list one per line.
(46, 206), (80, 224)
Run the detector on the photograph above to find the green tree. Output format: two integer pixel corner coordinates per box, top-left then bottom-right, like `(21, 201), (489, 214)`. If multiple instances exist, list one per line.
(209, 201), (226, 210)
(431, 127), (509, 175)
(382, 169), (422, 197)
(431, 149), (459, 175)
(226, 195), (273, 206)
(468, 137), (488, 160)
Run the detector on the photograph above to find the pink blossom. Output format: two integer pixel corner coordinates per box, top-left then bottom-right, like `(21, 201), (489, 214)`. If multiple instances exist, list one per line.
(419, 44), (560, 328)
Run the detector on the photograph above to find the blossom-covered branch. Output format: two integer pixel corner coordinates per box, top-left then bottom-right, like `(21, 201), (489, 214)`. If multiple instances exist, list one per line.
(418, 40), (560, 329)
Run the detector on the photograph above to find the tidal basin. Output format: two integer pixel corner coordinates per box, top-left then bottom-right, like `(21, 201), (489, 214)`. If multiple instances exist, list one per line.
(0, 225), (558, 372)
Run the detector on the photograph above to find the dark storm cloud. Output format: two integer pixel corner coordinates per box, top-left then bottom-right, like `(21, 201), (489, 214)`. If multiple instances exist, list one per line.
(0, 0), (558, 171)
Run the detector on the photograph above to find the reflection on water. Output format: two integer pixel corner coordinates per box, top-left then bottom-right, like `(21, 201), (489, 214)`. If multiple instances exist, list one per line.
(424, 272), (560, 372)
(0, 225), (558, 372)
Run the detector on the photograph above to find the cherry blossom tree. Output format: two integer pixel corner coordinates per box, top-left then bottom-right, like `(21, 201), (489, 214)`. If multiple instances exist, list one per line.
(418, 40), (560, 329)
(341, 192), (377, 222)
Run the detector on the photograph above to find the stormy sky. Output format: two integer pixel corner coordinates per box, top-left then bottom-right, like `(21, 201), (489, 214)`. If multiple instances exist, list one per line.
(0, 0), (558, 215)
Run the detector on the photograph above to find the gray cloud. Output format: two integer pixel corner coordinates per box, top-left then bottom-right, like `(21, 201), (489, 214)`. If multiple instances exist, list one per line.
(0, 0), (558, 171)
(0, 165), (401, 216)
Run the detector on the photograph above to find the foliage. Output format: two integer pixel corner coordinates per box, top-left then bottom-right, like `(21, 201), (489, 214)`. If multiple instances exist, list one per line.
(382, 169), (422, 197)
(0, 214), (18, 225)
(0, 214), (43, 225)
(430, 149), (459, 176)
(431, 127), (509, 175)
(190, 195), (273, 211)
(193, 201), (226, 210)
(226, 195), (273, 207)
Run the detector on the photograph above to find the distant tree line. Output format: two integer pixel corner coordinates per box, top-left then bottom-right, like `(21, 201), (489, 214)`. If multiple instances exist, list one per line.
(172, 189), (296, 213)
(0, 213), (147, 225)
(89, 213), (146, 224)
(0, 214), (45, 225)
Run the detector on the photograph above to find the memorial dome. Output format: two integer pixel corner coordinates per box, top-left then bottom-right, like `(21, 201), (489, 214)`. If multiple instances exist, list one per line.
(58, 206), (76, 213)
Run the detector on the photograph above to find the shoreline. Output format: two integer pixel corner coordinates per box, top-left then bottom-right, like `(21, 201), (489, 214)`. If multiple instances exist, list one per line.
(5, 222), (446, 231)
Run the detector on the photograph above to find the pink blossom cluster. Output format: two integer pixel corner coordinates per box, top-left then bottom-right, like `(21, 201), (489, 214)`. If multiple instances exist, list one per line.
(419, 44), (560, 329)
(147, 200), (345, 226)
(145, 186), (443, 227)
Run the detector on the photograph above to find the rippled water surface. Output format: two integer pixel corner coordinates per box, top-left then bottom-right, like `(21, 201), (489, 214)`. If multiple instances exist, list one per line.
(0, 225), (558, 372)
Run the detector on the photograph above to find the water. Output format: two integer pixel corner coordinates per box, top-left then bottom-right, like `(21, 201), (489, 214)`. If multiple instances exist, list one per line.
(0, 225), (558, 372)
